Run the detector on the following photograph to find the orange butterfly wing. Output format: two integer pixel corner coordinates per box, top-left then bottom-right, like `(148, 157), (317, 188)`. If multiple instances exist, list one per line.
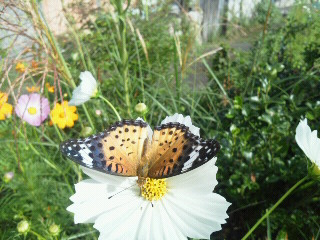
(60, 120), (150, 176)
(146, 123), (220, 178)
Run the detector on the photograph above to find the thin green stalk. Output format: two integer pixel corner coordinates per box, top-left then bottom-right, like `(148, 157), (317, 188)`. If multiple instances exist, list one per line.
(82, 104), (95, 130)
(32, 127), (47, 155)
(144, 91), (172, 116)
(91, 20), (121, 74)
(30, 230), (46, 240)
(242, 176), (309, 240)
(173, 37), (180, 104)
(113, 0), (131, 117)
(132, 28), (145, 102)
(266, 209), (272, 240)
(62, 6), (96, 76)
(15, 126), (61, 174)
(162, 78), (177, 112)
(14, 126), (72, 194)
(52, 121), (64, 142)
(69, 23), (88, 71)
(202, 58), (233, 106)
(244, 0), (273, 95)
(30, 0), (74, 86)
(98, 95), (121, 121)
(33, 127), (56, 145)
(3, 140), (58, 148)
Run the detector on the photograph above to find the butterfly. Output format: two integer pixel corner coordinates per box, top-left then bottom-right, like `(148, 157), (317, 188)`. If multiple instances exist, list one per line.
(60, 119), (220, 183)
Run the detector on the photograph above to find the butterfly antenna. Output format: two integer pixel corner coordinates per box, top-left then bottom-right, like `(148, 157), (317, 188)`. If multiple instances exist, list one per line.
(108, 184), (135, 199)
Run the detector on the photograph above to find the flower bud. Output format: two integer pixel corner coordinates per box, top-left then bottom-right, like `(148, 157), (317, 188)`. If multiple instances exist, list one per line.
(80, 127), (93, 137)
(309, 163), (320, 180)
(49, 223), (60, 236)
(17, 220), (30, 233)
(135, 103), (147, 113)
(4, 172), (14, 183)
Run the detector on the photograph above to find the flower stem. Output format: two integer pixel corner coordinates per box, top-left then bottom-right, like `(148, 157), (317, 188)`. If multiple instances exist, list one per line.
(99, 95), (121, 121)
(82, 104), (95, 130)
(113, 0), (132, 117)
(30, 230), (46, 240)
(242, 176), (309, 240)
(51, 119), (64, 141)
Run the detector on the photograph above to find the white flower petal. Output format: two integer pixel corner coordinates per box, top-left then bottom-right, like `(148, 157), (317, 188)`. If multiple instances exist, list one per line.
(295, 119), (320, 167)
(168, 158), (218, 193)
(163, 160), (230, 238)
(69, 89), (91, 106)
(69, 71), (97, 106)
(93, 196), (144, 240)
(149, 202), (187, 239)
(79, 71), (97, 94)
(162, 193), (229, 239)
(161, 113), (200, 136)
(81, 166), (137, 187)
(68, 179), (140, 224)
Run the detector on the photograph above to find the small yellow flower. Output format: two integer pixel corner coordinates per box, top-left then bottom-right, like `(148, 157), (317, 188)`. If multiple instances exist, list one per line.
(46, 83), (55, 93)
(15, 62), (26, 73)
(0, 92), (13, 120)
(26, 86), (40, 93)
(51, 101), (78, 129)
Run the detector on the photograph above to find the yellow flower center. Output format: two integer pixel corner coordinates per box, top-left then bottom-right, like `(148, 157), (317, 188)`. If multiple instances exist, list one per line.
(28, 107), (37, 115)
(141, 177), (167, 201)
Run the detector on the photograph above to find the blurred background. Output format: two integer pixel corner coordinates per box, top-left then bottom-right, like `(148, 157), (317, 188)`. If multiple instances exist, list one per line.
(1, 0), (320, 239)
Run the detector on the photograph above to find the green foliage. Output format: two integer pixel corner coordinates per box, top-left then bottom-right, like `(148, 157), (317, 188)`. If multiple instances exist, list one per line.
(283, 4), (320, 70)
(210, 3), (320, 239)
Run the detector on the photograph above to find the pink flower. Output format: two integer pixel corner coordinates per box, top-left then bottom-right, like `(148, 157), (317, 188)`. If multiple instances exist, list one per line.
(15, 93), (50, 126)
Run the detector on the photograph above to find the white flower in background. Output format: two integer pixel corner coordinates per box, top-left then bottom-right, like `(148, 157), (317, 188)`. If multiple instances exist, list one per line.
(170, 3), (180, 15)
(295, 119), (320, 170)
(142, 0), (158, 6)
(130, 8), (140, 16)
(67, 114), (230, 240)
(69, 71), (98, 106)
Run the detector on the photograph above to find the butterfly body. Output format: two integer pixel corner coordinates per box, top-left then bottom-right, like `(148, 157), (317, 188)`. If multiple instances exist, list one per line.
(60, 119), (220, 180)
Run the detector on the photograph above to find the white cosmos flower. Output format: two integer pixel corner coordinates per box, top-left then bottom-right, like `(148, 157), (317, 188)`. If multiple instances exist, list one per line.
(295, 118), (320, 169)
(69, 71), (98, 106)
(67, 114), (230, 239)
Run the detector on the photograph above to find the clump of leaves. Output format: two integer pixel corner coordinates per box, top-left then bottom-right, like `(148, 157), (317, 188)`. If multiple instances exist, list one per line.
(209, 3), (320, 240)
